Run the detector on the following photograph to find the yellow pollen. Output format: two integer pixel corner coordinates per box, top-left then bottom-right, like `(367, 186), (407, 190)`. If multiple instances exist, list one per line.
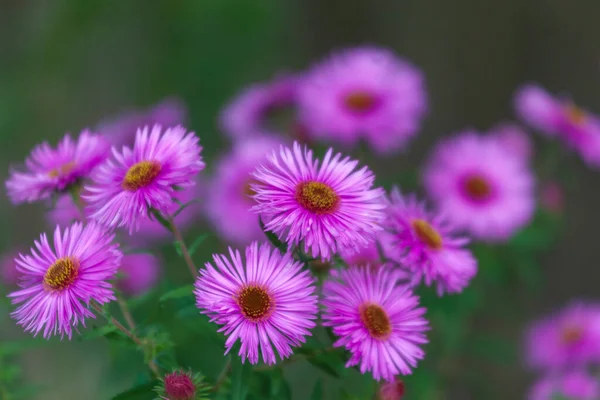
(360, 303), (391, 339)
(48, 162), (76, 178)
(344, 91), (378, 114)
(562, 325), (583, 344)
(464, 175), (491, 201)
(243, 179), (260, 200)
(295, 181), (339, 214)
(412, 219), (443, 249)
(44, 257), (79, 290)
(565, 104), (586, 125)
(122, 161), (161, 191)
(237, 286), (273, 321)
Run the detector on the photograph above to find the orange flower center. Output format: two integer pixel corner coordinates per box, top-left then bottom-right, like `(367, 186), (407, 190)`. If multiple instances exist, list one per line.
(48, 162), (76, 178)
(464, 175), (492, 201)
(360, 303), (391, 339)
(564, 104), (586, 126)
(344, 91), (378, 114)
(412, 219), (443, 249)
(237, 285), (273, 321)
(44, 257), (79, 290)
(562, 325), (583, 344)
(122, 161), (161, 191)
(295, 181), (340, 214)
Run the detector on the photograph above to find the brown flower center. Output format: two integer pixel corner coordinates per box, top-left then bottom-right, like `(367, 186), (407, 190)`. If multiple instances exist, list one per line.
(412, 219), (443, 249)
(237, 285), (273, 321)
(122, 161), (161, 191)
(562, 325), (583, 344)
(565, 104), (586, 126)
(463, 175), (492, 201)
(360, 303), (391, 339)
(243, 178), (260, 201)
(295, 181), (340, 214)
(44, 257), (79, 290)
(344, 91), (378, 114)
(48, 161), (76, 178)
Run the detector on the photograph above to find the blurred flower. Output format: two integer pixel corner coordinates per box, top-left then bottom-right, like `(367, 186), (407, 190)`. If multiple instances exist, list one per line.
(540, 181), (565, 214)
(339, 230), (397, 269)
(8, 222), (121, 339)
(298, 47), (427, 154)
(205, 136), (284, 245)
(0, 249), (21, 287)
(251, 142), (385, 260)
(117, 253), (160, 297)
(194, 242), (318, 364)
(489, 122), (533, 162)
(529, 370), (599, 400)
(423, 131), (535, 242)
(386, 189), (477, 295)
(85, 125), (204, 233)
(322, 266), (428, 381)
(155, 369), (209, 400)
(98, 97), (187, 148)
(378, 379), (405, 400)
(525, 303), (600, 370)
(220, 74), (298, 138)
(6, 131), (110, 204)
(515, 84), (600, 167)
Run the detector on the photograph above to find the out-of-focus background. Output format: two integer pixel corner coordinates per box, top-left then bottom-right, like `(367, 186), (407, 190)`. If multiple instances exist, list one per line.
(1, 1), (600, 399)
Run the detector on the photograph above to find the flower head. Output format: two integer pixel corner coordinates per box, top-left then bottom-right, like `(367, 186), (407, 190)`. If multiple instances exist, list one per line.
(251, 142), (385, 260)
(298, 47), (427, 154)
(84, 125), (204, 232)
(155, 369), (210, 400)
(6, 131), (110, 204)
(529, 370), (600, 400)
(1, 249), (21, 287)
(118, 253), (160, 297)
(515, 84), (600, 167)
(205, 136), (284, 245)
(423, 131), (535, 242)
(378, 380), (405, 400)
(8, 222), (122, 339)
(525, 303), (600, 370)
(339, 230), (397, 270)
(322, 267), (429, 381)
(194, 242), (318, 364)
(220, 75), (298, 138)
(489, 122), (533, 162)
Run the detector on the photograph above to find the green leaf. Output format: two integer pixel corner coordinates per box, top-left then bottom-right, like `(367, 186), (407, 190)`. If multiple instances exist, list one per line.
(231, 359), (252, 400)
(305, 355), (341, 379)
(159, 285), (194, 302)
(259, 217), (287, 252)
(173, 199), (201, 218)
(111, 380), (158, 400)
(0, 339), (49, 357)
(188, 234), (209, 256)
(79, 324), (119, 341)
(310, 379), (323, 400)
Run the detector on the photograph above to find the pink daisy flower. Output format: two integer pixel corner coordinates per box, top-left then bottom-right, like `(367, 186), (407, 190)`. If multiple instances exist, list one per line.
(117, 253), (161, 297)
(298, 47), (427, 154)
(423, 131), (535, 242)
(205, 136), (284, 245)
(529, 370), (600, 400)
(339, 231), (397, 269)
(220, 75), (298, 138)
(525, 303), (600, 371)
(84, 125), (204, 233)
(8, 222), (122, 339)
(489, 122), (533, 162)
(98, 97), (187, 148)
(322, 266), (429, 381)
(515, 84), (600, 167)
(1, 249), (21, 287)
(6, 130), (110, 204)
(385, 189), (477, 295)
(251, 142), (385, 260)
(194, 241), (318, 365)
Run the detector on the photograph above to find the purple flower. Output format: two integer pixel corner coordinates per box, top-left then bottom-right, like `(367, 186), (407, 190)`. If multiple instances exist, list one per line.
(251, 142), (385, 260)
(6, 131), (110, 204)
(205, 136), (284, 245)
(98, 97), (187, 148)
(298, 47), (427, 154)
(386, 189), (477, 295)
(378, 380), (405, 400)
(118, 253), (160, 297)
(84, 125), (204, 233)
(322, 267), (429, 381)
(194, 242), (318, 364)
(220, 75), (298, 138)
(423, 131), (535, 242)
(529, 370), (600, 400)
(515, 84), (600, 167)
(8, 222), (122, 339)
(525, 303), (600, 371)
(1, 249), (21, 287)
(339, 231), (397, 270)
(489, 122), (533, 162)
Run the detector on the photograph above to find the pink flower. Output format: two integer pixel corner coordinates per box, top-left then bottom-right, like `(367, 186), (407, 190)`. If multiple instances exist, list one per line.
(118, 253), (160, 297)
(251, 142), (385, 260)
(298, 47), (427, 154)
(0, 249), (21, 287)
(489, 122), (533, 162)
(322, 266), (429, 381)
(194, 242), (318, 364)
(529, 370), (600, 400)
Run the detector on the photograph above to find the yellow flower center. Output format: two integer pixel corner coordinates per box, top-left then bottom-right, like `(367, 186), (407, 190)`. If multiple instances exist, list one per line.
(48, 162), (76, 178)
(360, 303), (391, 339)
(344, 91), (378, 114)
(237, 285), (273, 321)
(122, 161), (161, 191)
(412, 219), (443, 249)
(464, 175), (492, 201)
(44, 257), (79, 290)
(295, 181), (340, 214)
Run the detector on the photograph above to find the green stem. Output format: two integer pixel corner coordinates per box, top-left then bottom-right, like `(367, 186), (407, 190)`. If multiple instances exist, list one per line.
(169, 217), (199, 279)
(212, 357), (232, 393)
(253, 347), (338, 371)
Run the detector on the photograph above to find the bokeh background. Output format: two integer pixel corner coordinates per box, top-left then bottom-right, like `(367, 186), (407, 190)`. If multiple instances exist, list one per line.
(1, 1), (599, 399)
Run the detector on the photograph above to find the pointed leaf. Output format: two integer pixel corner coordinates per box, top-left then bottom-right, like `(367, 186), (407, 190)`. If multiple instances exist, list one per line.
(310, 378), (323, 400)
(112, 380), (158, 400)
(159, 285), (194, 302)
